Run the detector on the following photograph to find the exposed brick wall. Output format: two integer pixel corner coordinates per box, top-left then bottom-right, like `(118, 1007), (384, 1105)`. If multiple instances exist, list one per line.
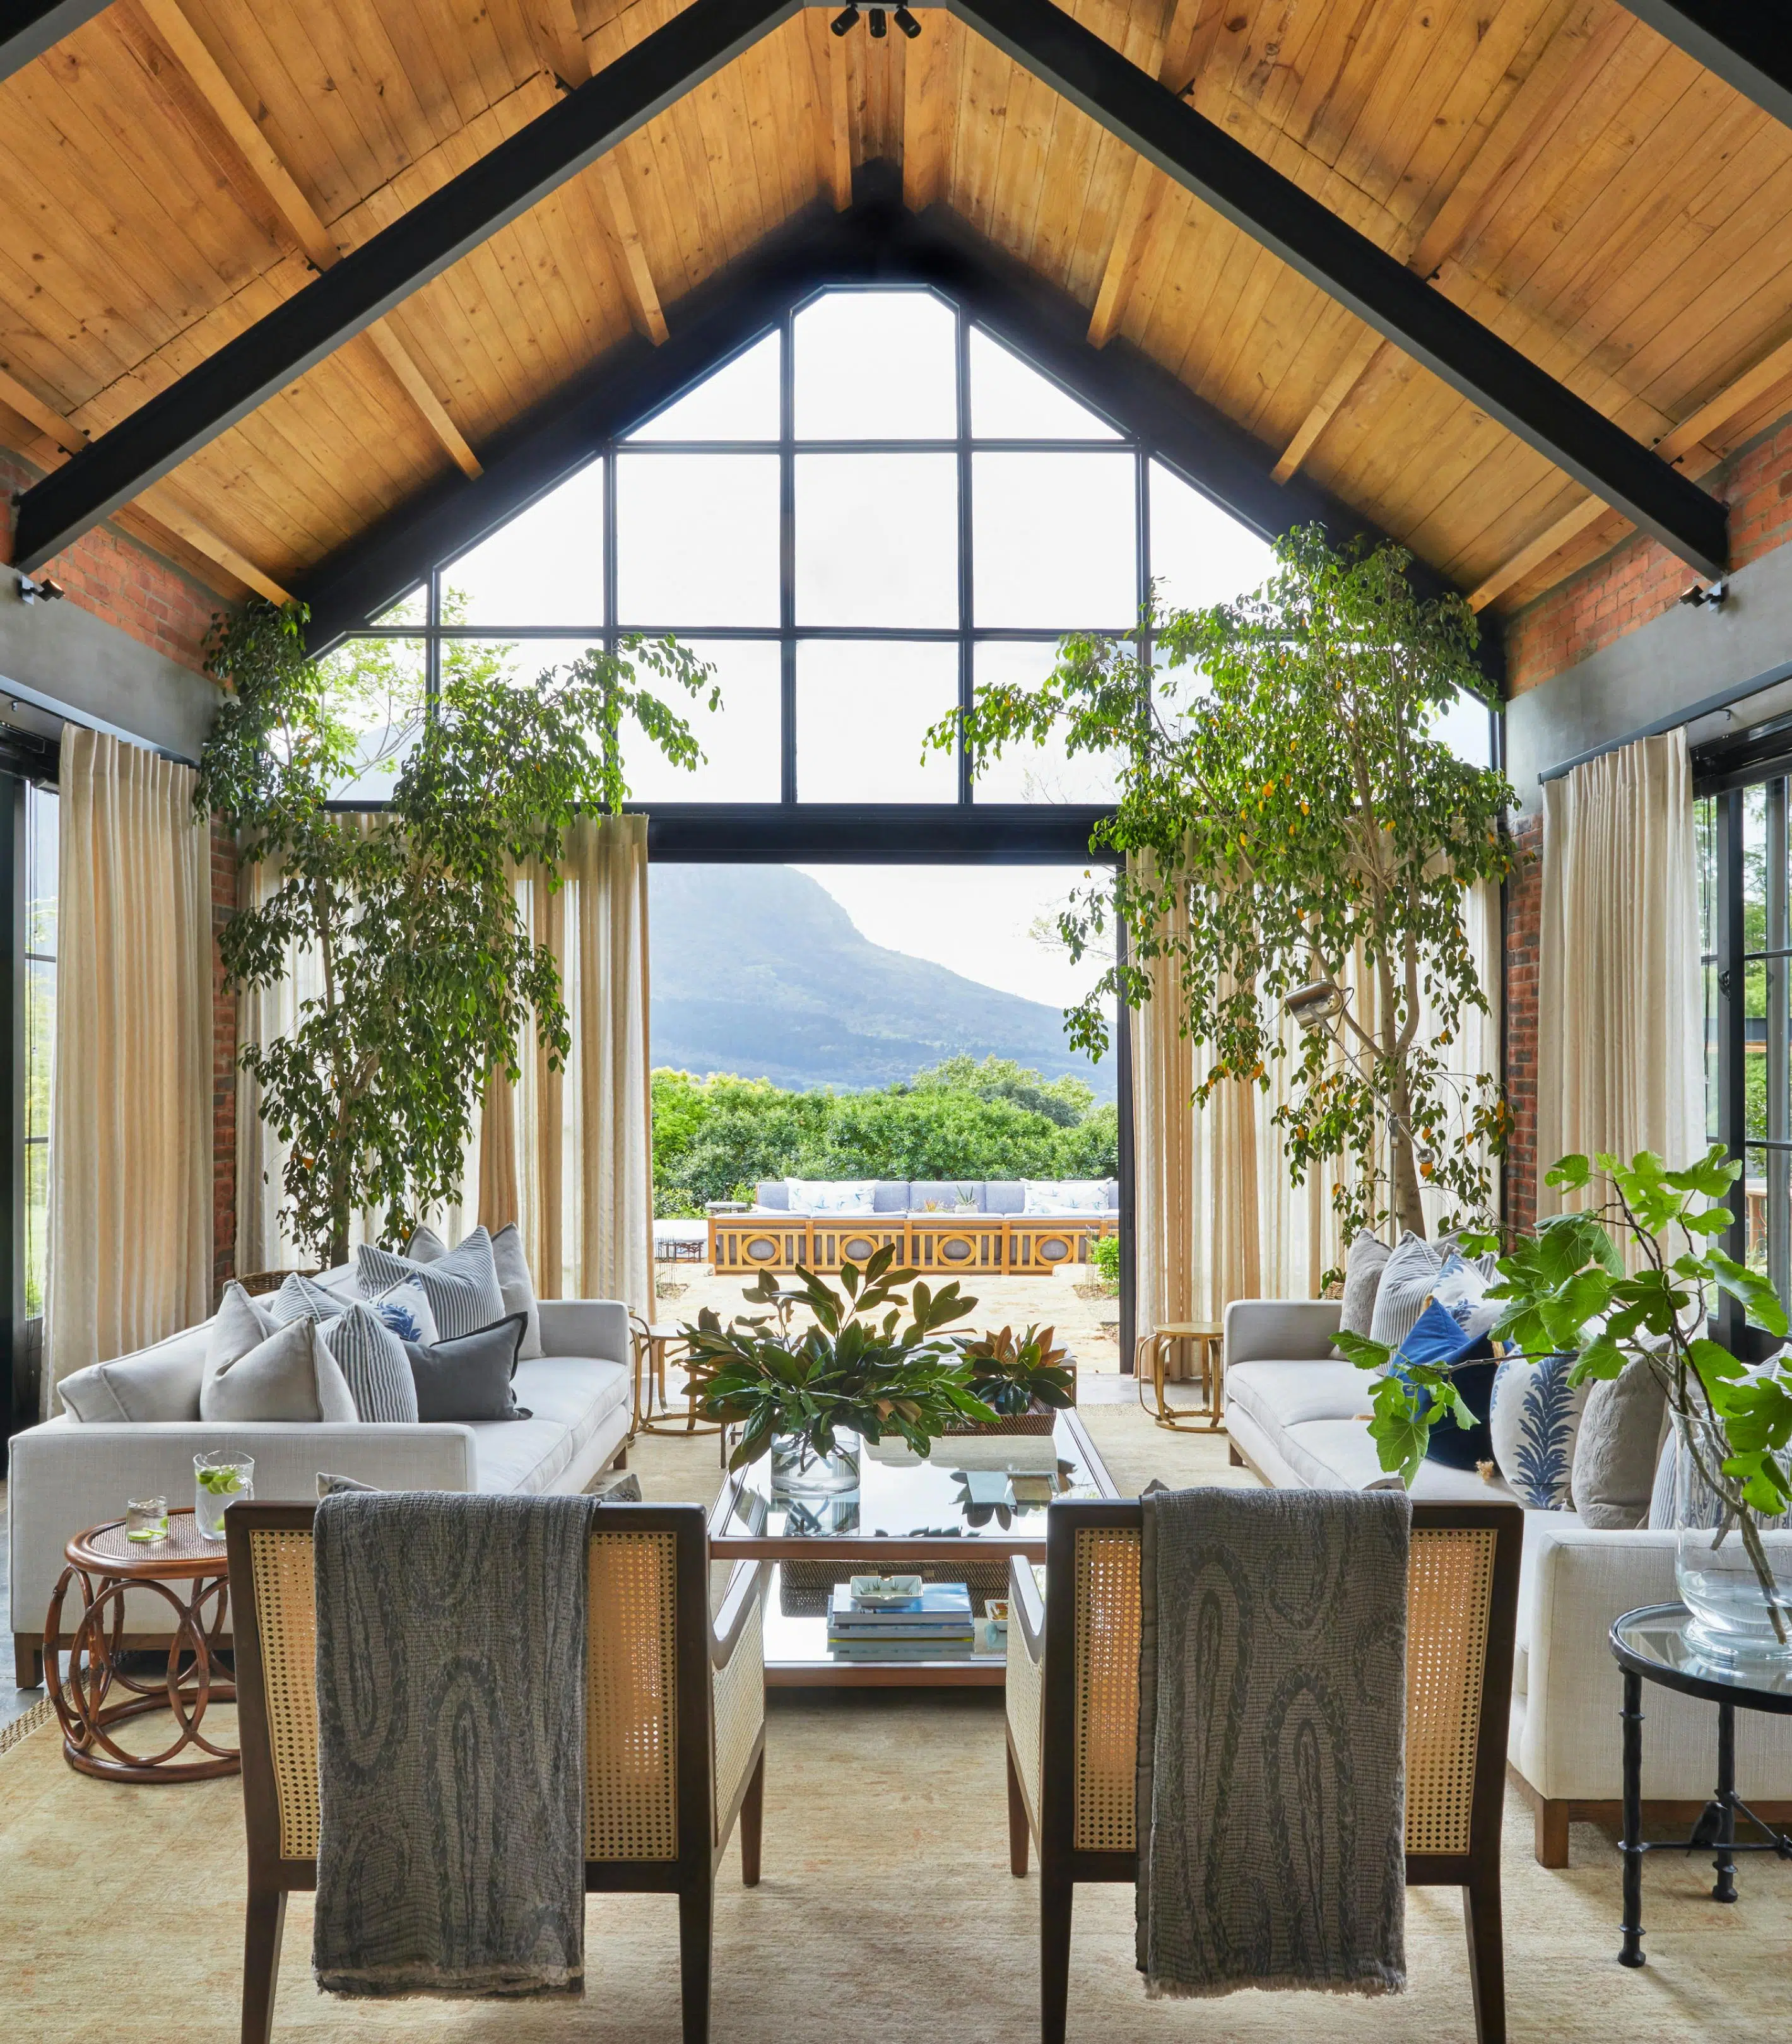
(211, 823), (238, 1301)
(1507, 417), (1792, 696)
(1, 448), (216, 675)
(1503, 815), (1543, 1239)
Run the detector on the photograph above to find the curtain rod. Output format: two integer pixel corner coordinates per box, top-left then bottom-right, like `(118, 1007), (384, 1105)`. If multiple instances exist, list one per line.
(0, 666), (197, 768)
(1537, 657), (1792, 785)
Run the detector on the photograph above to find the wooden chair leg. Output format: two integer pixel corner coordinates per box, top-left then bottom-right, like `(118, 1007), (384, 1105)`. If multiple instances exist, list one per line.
(1463, 1871), (1506, 2044)
(678, 1877), (714, 2044)
(740, 1746), (765, 1887)
(1006, 1742), (1030, 1877)
(1533, 1796), (1570, 1868)
(241, 1886), (287, 2044)
(1040, 1867), (1073, 2044)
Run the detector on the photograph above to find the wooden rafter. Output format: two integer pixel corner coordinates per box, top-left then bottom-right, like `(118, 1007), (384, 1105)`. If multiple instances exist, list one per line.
(0, 363), (290, 602)
(134, 0), (482, 481)
(1470, 331), (1792, 611)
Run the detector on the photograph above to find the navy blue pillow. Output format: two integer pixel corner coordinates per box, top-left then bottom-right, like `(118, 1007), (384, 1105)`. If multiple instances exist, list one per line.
(1391, 1301), (1497, 1470)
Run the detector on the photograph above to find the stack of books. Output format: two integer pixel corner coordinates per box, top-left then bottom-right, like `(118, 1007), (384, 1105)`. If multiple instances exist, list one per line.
(827, 1579), (975, 1659)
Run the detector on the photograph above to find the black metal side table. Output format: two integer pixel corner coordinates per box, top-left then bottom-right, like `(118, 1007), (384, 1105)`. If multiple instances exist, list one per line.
(1609, 1603), (1792, 1967)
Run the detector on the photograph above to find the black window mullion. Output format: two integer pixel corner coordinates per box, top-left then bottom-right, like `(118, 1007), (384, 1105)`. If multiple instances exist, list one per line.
(957, 300), (973, 806)
(1718, 787), (1754, 1343)
(779, 308), (796, 806)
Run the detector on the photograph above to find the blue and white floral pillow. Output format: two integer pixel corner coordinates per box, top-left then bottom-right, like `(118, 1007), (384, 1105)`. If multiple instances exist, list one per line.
(367, 1277), (439, 1348)
(1489, 1352), (1593, 1510)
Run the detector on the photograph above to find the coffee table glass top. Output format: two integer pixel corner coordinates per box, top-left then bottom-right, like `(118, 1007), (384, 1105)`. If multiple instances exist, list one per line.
(710, 1411), (1112, 1548)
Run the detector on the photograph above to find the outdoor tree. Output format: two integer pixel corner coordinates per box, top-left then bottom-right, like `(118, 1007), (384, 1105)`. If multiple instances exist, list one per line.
(201, 597), (716, 1264)
(934, 526), (1516, 1242)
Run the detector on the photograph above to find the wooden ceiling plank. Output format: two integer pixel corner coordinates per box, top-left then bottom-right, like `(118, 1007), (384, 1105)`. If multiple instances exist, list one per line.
(1, 2), (115, 88)
(1621, 0), (1792, 132)
(825, 11), (854, 209)
(135, 0), (483, 476)
(902, 8), (947, 210)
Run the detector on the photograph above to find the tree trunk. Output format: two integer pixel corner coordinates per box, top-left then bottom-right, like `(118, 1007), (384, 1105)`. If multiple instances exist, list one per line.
(1388, 1064), (1428, 1240)
(327, 1225), (349, 1271)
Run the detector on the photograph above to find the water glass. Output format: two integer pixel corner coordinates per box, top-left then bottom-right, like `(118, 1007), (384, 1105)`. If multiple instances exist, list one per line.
(125, 1496), (169, 1544)
(194, 1452), (254, 1541)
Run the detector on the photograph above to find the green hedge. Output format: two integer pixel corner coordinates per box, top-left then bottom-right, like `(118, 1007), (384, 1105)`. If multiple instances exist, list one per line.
(653, 1054), (1119, 1216)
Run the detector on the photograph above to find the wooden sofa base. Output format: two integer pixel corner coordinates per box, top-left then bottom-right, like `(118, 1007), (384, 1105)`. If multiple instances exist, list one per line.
(1508, 1768), (1792, 1868)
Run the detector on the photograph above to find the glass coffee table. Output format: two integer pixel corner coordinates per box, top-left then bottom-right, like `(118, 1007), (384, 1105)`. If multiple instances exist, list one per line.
(707, 1409), (1117, 1686)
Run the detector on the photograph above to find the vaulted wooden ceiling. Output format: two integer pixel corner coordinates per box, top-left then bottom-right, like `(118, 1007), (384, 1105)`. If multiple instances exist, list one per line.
(2, 0), (1790, 633)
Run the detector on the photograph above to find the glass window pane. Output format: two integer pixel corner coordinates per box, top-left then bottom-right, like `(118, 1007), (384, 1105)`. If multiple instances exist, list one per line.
(25, 1136), (47, 1317)
(969, 328), (1118, 440)
(317, 637), (427, 799)
(25, 955), (52, 1143)
(616, 452), (780, 626)
(1429, 686), (1495, 769)
(794, 452), (958, 628)
(622, 640), (782, 802)
(970, 641), (1121, 804)
(972, 450), (1136, 629)
(793, 290), (957, 440)
(26, 780), (56, 957)
(1148, 459), (1275, 614)
(627, 332), (781, 441)
(439, 637), (598, 693)
(374, 586), (426, 626)
(796, 640), (958, 802)
(441, 462), (604, 627)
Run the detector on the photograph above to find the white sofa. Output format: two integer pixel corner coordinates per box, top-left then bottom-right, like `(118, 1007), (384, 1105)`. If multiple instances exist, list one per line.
(9, 1296), (633, 1688)
(1223, 1298), (1792, 1864)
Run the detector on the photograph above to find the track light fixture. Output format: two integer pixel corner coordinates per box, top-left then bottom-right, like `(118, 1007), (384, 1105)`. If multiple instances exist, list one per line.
(868, 6), (887, 35)
(15, 573), (64, 605)
(830, 4), (858, 33)
(1679, 577), (1728, 610)
(832, 0), (921, 35)
(893, 5), (921, 35)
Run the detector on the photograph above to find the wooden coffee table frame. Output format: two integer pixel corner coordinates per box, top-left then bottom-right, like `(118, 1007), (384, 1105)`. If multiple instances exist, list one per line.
(705, 1407), (1117, 1688)
(45, 1507), (240, 1783)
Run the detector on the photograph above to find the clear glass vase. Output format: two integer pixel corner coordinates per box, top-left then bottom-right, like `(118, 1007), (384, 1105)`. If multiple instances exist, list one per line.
(194, 1451), (254, 1542)
(770, 1432), (860, 1498)
(1673, 1412), (1792, 1662)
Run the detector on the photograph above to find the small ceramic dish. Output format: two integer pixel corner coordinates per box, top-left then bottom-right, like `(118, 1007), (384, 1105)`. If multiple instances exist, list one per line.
(849, 1573), (924, 1607)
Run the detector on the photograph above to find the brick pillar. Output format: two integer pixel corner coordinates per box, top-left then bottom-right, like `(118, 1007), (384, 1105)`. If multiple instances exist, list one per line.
(1504, 814), (1543, 1238)
(211, 821), (237, 1301)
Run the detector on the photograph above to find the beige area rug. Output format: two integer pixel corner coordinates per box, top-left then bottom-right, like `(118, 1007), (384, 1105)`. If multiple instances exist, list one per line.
(6, 1419), (1788, 2042)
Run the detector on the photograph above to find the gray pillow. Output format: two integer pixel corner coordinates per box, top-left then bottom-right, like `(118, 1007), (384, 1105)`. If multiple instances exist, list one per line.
(200, 1317), (359, 1424)
(404, 1226), (450, 1264)
(1332, 1232), (1392, 1358)
(317, 1471), (379, 1497)
(266, 1271), (346, 1327)
(488, 1221), (543, 1361)
(59, 1320), (213, 1424)
(323, 1303), (420, 1424)
(1572, 1355), (1669, 1529)
(589, 1470), (643, 1503)
(1367, 1231), (1446, 1352)
(404, 1312), (531, 1422)
(358, 1226), (505, 1339)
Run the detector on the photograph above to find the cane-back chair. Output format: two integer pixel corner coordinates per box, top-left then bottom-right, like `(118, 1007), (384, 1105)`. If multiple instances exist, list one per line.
(1005, 1497), (1523, 2044)
(225, 1501), (767, 2044)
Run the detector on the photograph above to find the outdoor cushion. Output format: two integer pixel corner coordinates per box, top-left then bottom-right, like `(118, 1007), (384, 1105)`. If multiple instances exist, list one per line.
(1022, 1178), (1111, 1214)
(755, 1181), (791, 1209)
(872, 1182), (912, 1213)
(983, 1180), (1025, 1215)
(910, 1180), (982, 1213)
(59, 1320), (214, 1424)
(785, 1178), (875, 1213)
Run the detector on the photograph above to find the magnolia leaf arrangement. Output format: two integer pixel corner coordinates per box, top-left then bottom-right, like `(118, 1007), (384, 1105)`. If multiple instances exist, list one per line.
(1337, 1146), (1792, 1631)
(958, 1323), (1075, 1416)
(687, 1247), (997, 1471)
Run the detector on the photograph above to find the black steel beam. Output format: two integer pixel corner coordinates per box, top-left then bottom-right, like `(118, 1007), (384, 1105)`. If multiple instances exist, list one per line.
(640, 802), (1118, 862)
(8, 0), (799, 573)
(1622, 3), (1792, 131)
(945, 0), (1728, 579)
(297, 176), (1504, 683)
(0, 1), (112, 84)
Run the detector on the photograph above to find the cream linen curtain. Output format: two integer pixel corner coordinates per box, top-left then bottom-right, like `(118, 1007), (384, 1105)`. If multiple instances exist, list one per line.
(45, 727), (213, 1414)
(479, 814), (654, 1316)
(1133, 862), (1502, 1372)
(1537, 730), (1703, 1230)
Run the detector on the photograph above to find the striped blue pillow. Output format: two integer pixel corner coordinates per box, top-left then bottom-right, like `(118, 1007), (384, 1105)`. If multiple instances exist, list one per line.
(322, 1304), (418, 1424)
(266, 1271), (347, 1327)
(357, 1227), (505, 1341)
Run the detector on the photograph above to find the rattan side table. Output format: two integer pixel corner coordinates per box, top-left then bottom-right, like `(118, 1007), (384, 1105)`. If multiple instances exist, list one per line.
(44, 1507), (239, 1783)
(1134, 1322), (1224, 1433)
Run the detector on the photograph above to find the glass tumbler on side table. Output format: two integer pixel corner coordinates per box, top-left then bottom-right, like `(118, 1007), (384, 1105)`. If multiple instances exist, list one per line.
(125, 1496), (169, 1543)
(193, 1452), (254, 1541)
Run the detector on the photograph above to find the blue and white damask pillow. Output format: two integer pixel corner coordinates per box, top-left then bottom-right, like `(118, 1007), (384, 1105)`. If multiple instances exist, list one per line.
(365, 1276), (439, 1348)
(1489, 1352), (1593, 1510)
(1432, 1250), (1503, 1341)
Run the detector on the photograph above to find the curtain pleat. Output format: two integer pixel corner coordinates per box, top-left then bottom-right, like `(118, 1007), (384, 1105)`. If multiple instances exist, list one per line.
(1538, 731), (1703, 1239)
(46, 727), (212, 1413)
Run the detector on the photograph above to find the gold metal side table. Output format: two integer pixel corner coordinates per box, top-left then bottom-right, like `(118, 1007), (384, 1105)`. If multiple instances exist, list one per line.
(1135, 1322), (1224, 1433)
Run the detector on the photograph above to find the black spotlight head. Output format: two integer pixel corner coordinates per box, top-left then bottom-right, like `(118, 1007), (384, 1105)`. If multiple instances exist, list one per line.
(868, 6), (887, 35)
(829, 3), (858, 33)
(893, 4), (921, 35)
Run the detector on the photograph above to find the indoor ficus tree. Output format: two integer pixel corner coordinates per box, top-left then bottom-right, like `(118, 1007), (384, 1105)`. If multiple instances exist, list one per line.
(201, 598), (717, 1265)
(934, 526), (1516, 1243)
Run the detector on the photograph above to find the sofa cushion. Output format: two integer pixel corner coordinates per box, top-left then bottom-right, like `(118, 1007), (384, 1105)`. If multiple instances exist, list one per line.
(786, 1177), (875, 1214)
(1225, 1360), (1373, 1436)
(1367, 1230), (1446, 1351)
(469, 1356), (631, 1493)
(59, 1320), (214, 1424)
(755, 1180), (791, 1210)
(984, 1180), (1025, 1215)
(1276, 1418), (1511, 1500)
(201, 1318), (359, 1424)
(872, 1182), (912, 1214)
(1022, 1178), (1111, 1214)
(360, 1227), (505, 1339)
(488, 1221), (543, 1361)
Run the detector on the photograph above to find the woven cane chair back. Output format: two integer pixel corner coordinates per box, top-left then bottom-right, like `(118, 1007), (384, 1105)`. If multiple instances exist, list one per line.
(1062, 1516), (1502, 1859)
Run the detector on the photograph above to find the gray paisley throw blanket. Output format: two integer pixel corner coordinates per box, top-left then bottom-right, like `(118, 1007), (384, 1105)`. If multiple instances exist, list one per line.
(1135, 1485), (1412, 1999)
(312, 1491), (593, 1997)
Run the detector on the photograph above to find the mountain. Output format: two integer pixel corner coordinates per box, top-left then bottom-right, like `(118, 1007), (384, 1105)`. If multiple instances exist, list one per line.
(649, 864), (1114, 1098)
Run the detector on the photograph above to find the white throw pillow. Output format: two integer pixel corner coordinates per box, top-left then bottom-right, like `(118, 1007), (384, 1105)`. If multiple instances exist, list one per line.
(785, 1178), (875, 1214)
(364, 1277), (439, 1348)
(1022, 1179), (1109, 1214)
(58, 1321), (213, 1424)
(200, 1317), (359, 1424)
(488, 1221), (543, 1361)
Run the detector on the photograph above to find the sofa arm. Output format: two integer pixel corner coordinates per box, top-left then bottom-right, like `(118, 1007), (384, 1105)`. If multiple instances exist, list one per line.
(1223, 1299), (1343, 1368)
(538, 1297), (630, 1365)
(1519, 1524), (1792, 1802)
(7, 1419), (476, 1636)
